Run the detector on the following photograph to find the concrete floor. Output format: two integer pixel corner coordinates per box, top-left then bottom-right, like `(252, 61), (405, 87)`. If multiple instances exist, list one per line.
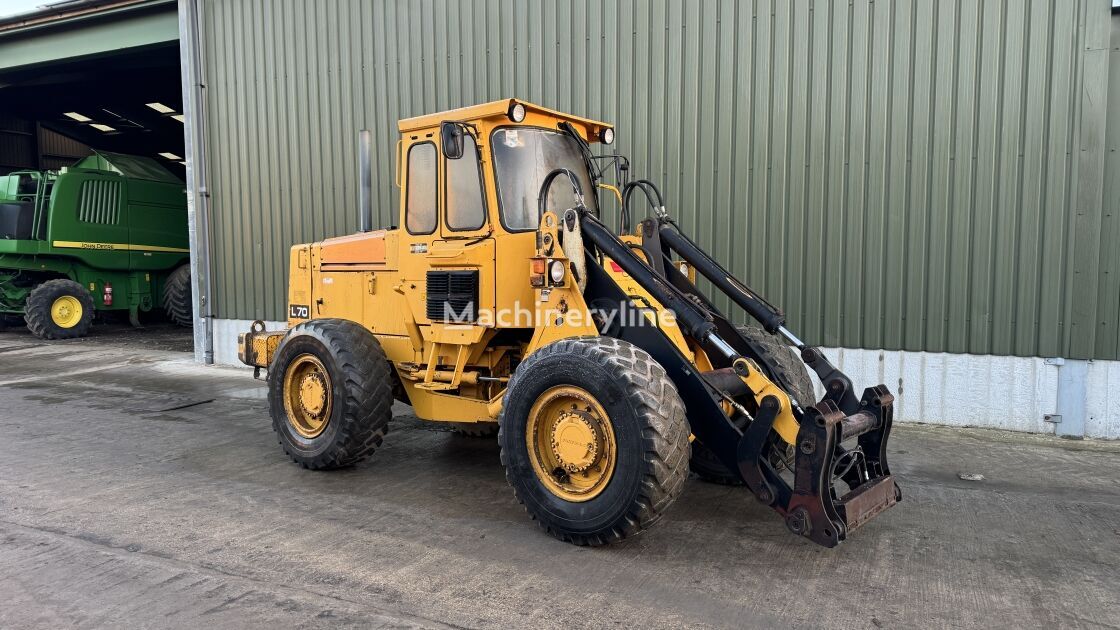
(0, 324), (1117, 629)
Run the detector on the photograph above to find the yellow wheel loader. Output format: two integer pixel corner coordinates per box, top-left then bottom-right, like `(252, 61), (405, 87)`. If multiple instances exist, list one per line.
(239, 100), (901, 547)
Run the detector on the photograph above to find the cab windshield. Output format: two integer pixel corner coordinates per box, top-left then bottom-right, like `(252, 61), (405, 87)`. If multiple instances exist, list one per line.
(490, 127), (598, 231)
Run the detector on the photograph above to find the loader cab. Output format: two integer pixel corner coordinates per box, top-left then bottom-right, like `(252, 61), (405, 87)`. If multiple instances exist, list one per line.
(397, 99), (611, 235)
(395, 99), (613, 328)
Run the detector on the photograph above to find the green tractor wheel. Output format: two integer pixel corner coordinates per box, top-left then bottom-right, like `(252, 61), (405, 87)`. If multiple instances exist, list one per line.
(24, 279), (95, 340)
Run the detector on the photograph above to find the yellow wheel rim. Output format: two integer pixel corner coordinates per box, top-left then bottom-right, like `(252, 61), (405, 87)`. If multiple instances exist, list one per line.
(526, 385), (617, 502)
(282, 354), (333, 439)
(50, 295), (83, 328)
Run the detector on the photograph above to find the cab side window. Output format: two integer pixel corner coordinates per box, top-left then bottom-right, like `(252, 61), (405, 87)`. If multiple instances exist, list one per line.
(406, 142), (437, 234)
(446, 135), (486, 231)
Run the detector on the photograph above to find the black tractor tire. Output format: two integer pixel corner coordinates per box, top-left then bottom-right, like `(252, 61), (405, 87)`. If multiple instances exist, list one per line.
(499, 336), (690, 546)
(268, 318), (393, 470)
(451, 422), (499, 437)
(24, 279), (95, 340)
(162, 264), (193, 327)
(690, 324), (816, 486)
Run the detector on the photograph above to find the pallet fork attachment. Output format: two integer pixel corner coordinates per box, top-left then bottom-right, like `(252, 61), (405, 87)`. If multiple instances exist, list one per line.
(739, 379), (899, 547)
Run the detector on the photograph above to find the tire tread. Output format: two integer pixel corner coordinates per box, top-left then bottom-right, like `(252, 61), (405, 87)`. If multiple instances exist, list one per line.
(161, 265), (193, 327)
(499, 336), (690, 546)
(269, 319), (393, 470)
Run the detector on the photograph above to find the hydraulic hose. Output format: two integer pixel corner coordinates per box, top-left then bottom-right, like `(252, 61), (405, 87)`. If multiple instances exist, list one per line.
(536, 168), (586, 223)
(620, 179), (664, 235)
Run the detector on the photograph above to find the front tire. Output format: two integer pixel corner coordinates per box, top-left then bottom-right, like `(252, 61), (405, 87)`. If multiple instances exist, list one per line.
(499, 336), (690, 546)
(268, 319), (393, 469)
(25, 279), (95, 340)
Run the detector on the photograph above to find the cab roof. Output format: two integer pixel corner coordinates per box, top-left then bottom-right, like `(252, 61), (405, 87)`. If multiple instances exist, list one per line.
(397, 98), (612, 136)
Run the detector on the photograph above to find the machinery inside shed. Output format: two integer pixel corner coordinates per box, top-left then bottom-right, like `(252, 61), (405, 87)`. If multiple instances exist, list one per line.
(0, 0), (192, 337)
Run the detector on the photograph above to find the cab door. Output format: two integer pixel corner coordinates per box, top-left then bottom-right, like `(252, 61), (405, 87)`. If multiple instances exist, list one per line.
(399, 136), (441, 328)
(440, 132), (489, 240)
(433, 131), (494, 325)
(399, 131), (495, 333)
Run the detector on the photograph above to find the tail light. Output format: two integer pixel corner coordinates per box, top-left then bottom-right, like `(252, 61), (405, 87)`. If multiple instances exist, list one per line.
(103, 282), (113, 306)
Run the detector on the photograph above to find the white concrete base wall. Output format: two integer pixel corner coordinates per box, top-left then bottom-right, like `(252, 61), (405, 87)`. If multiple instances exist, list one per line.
(210, 319), (287, 367)
(818, 348), (1118, 439)
(208, 319), (1120, 439)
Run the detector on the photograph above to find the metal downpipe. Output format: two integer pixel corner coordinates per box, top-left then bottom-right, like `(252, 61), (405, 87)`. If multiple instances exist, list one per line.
(178, 0), (214, 363)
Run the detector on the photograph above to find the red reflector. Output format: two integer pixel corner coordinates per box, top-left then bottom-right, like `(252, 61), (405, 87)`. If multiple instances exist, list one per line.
(609, 261), (623, 273)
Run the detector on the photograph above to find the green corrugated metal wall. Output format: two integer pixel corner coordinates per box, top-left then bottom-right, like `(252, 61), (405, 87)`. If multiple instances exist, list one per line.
(199, 0), (1120, 360)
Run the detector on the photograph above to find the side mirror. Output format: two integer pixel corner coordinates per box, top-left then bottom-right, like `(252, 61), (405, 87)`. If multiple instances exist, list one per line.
(440, 121), (464, 160)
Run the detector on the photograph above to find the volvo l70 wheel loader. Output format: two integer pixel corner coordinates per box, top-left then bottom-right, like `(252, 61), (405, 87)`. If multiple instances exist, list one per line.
(239, 99), (900, 548)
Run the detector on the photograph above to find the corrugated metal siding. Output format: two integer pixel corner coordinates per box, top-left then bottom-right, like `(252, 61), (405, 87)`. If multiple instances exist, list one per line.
(0, 117), (90, 173)
(0, 113), (34, 172)
(198, 0), (1120, 360)
(37, 127), (90, 165)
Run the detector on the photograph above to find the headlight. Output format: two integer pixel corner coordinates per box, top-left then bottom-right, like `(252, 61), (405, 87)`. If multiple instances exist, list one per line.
(600, 128), (614, 144)
(509, 102), (526, 123)
(549, 259), (566, 285)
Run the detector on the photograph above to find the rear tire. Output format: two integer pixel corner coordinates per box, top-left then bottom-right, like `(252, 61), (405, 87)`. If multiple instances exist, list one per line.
(268, 319), (393, 469)
(24, 279), (95, 340)
(690, 325), (815, 486)
(162, 264), (193, 327)
(499, 336), (690, 546)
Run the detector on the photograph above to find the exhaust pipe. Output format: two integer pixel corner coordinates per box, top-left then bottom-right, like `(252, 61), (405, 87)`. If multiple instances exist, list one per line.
(358, 129), (373, 232)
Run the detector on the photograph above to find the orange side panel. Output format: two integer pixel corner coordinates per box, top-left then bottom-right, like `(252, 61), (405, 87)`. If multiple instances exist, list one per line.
(320, 230), (387, 264)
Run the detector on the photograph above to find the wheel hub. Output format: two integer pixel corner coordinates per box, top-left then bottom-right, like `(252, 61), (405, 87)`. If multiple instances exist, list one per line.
(526, 385), (617, 502)
(50, 296), (83, 329)
(550, 412), (601, 473)
(298, 371), (328, 417)
(282, 354), (333, 438)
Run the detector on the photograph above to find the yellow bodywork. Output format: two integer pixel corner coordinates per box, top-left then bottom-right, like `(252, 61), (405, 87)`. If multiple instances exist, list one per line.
(239, 98), (800, 443)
